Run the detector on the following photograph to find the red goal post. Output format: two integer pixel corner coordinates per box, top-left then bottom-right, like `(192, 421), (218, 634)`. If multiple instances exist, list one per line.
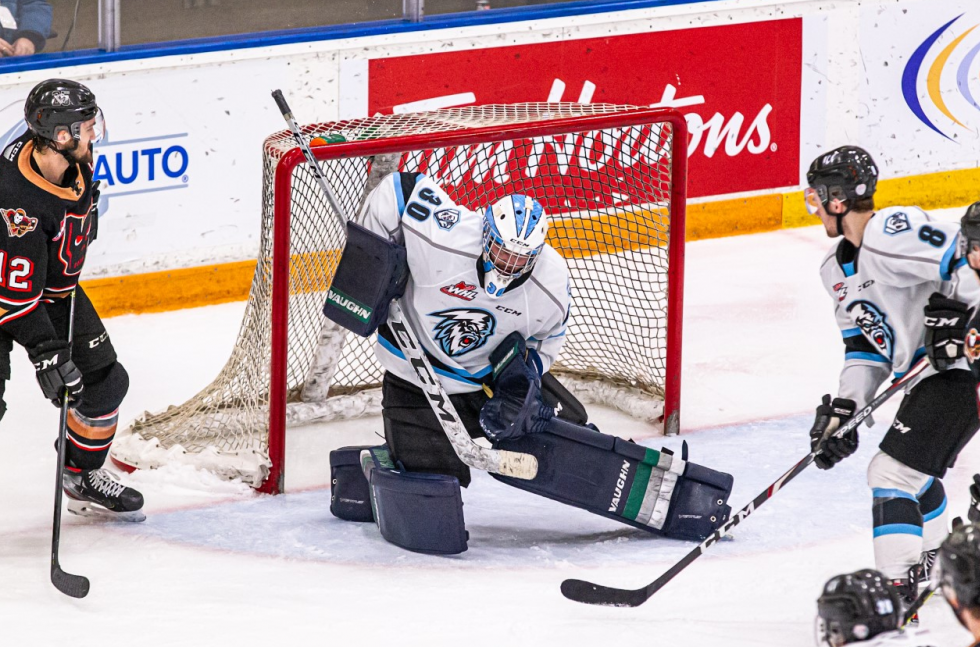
(111, 103), (687, 495)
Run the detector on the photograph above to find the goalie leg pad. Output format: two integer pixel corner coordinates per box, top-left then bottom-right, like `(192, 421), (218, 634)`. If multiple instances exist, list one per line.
(491, 418), (733, 541)
(322, 222), (409, 337)
(361, 446), (468, 555)
(329, 445), (376, 522)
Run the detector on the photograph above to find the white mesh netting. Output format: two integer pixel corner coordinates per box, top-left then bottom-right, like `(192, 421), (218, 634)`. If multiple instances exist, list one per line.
(110, 102), (682, 490)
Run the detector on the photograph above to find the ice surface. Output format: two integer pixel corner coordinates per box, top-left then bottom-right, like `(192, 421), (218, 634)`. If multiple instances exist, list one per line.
(3, 212), (977, 646)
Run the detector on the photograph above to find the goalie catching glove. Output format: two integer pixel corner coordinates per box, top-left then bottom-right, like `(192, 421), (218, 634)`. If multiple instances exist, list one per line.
(809, 394), (857, 470)
(923, 292), (970, 371)
(479, 332), (554, 442)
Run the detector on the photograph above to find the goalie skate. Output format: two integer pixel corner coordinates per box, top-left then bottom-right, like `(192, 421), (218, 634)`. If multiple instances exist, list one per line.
(63, 468), (146, 523)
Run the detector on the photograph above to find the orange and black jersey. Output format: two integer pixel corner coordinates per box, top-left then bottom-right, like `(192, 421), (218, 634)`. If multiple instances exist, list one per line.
(0, 132), (95, 349)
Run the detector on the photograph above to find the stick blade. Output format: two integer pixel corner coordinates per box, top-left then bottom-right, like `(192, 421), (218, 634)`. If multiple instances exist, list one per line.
(52, 565), (90, 598)
(495, 450), (538, 480)
(560, 578), (648, 607)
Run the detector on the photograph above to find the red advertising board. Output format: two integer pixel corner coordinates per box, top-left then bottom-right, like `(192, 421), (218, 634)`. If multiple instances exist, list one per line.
(367, 19), (802, 198)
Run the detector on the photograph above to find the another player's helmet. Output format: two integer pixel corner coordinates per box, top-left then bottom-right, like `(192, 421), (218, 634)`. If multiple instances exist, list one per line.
(481, 194), (547, 298)
(24, 79), (103, 142)
(806, 146), (878, 234)
(816, 569), (901, 646)
(937, 523), (980, 613)
(959, 201), (980, 258)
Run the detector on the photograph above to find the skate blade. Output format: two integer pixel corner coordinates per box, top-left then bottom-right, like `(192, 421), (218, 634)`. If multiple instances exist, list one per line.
(67, 498), (146, 523)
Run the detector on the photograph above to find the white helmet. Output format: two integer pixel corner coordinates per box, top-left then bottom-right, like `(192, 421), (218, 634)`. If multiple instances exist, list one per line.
(481, 194), (547, 298)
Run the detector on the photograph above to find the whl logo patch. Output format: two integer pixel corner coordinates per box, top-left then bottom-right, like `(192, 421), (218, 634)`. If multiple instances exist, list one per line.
(325, 287), (372, 323)
(833, 282), (847, 302)
(441, 281), (478, 301)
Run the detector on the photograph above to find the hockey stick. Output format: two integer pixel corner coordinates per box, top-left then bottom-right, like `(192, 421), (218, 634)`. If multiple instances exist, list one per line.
(50, 289), (90, 598)
(901, 583), (937, 628)
(270, 90), (537, 480)
(561, 358), (931, 607)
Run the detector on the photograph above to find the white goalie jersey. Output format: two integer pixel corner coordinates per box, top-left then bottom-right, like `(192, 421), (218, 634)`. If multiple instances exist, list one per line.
(820, 206), (980, 407)
(358, 172), (572, 395)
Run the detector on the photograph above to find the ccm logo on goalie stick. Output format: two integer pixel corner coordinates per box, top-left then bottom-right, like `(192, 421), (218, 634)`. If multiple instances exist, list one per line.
(390, 320), (457, 424)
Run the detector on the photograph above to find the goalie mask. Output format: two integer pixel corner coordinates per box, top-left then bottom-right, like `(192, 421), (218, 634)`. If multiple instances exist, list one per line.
(481, 194), (547, 299)
(815, 569), (901, 646)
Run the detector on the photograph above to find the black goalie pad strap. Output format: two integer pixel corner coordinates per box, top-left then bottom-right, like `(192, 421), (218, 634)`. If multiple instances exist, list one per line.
(323, 222), (410, 337)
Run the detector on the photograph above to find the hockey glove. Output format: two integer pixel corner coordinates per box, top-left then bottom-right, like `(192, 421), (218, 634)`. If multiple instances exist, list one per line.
(924, 293), (970, 371)
(479, 332), (554, 442)
(969, 474), (980, 524)
(809, 394), (857, 470)
(28, 340), (83, 408)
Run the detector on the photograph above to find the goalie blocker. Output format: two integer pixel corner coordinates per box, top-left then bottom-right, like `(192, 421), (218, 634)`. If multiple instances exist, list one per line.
(322, 221), (409, 337)
(329, 421), (733, 554)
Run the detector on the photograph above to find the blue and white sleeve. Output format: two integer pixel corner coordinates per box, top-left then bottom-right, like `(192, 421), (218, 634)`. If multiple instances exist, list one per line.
(836, 305), (890, 408)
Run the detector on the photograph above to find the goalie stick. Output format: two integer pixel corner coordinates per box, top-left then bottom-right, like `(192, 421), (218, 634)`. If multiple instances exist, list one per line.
(50, 289), (90, 598)
(270, 90), (537, 480)
(560, 358), (930, 607)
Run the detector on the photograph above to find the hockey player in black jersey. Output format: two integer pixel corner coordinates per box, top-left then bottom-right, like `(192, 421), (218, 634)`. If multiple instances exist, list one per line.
(0, 79), (143, 521)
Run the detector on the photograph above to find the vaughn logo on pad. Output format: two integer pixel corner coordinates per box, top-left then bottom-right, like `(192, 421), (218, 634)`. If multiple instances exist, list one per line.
(325, 287), (372, 323)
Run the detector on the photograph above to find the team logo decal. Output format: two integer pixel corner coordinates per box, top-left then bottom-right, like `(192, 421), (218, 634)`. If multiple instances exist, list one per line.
(434, 208), (460, 230)
(884, 212), (911, 235)
(847, 300), (895, 360)
(429, 308), (496, 357)
(51, 91), (72, 107)
(440, 281), (478, 301)
(833, 282), (848, 302)
(966, 328), (980, 363)
(2, 208), (37, 238)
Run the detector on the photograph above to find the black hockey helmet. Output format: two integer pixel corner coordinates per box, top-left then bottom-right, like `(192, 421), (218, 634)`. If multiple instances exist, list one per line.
(806, 146), (878, 233)
(960, 201), (980, 257)
(816, 569), (901, 646)
(24, 79), (101, 142)
(937, 523), (980, 611)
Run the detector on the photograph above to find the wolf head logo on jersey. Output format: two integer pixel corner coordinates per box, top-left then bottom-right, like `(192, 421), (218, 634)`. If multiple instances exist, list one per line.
(2, 208), (37, 238)
(847, 300), (895, 361)
(429, 308), (496, 357)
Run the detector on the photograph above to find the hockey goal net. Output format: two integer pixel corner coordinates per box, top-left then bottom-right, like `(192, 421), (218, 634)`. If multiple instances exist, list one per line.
(111, 103), (687, 494)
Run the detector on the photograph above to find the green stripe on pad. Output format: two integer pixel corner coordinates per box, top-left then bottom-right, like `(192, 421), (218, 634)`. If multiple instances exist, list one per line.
(623, 461), (652, 520)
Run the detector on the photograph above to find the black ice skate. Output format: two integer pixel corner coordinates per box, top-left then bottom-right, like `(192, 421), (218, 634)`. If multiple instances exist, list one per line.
(890, 563), (926, 625)
(62, 468), (145, 523)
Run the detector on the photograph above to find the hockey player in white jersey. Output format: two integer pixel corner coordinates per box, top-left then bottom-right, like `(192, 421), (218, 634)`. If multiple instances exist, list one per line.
(357, 172), (569, 485)
(805, 146), (980, 607)
(325, 170), (733, 554)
